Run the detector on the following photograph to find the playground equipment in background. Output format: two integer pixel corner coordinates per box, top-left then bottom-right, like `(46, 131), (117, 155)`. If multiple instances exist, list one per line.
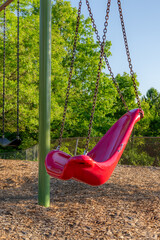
(45, 0), (144, 185)
(0, 0), (21, 147)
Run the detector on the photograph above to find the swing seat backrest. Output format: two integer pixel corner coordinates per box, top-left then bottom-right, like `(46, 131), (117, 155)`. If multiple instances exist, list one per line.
(88, 108), (141, 163)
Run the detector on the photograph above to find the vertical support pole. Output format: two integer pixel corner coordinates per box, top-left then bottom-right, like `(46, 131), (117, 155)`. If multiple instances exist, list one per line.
(38, 0), (51, 207)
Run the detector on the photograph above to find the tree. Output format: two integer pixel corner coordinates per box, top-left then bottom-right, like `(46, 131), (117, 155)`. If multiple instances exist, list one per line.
(0, 0), (159, 155)
(142, 88), (160, 136)
(0, 0), (114, 149)
(146, 87), (159, 107)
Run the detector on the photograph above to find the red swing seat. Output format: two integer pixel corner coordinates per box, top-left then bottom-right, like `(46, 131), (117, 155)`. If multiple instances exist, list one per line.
(45, 109), (143, 186)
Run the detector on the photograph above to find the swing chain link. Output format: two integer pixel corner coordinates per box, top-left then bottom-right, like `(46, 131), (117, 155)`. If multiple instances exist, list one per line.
(2, 2), (20, 141)
(17, 0), (20, 138)
(86, 0), (129, 112)
(58, 0), (82, 149)
(104, 55), (129, 111)
(2, 7), (6, 138)
(84, 0), (112, 153)
(117, 0), (143, 117)
(58, 0), (142, 153)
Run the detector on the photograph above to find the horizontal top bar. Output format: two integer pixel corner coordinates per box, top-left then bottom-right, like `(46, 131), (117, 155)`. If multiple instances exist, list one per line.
(0, 0), (14, 12)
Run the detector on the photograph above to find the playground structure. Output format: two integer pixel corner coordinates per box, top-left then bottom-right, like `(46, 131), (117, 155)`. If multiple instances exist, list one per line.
(0, 0), (144, 207)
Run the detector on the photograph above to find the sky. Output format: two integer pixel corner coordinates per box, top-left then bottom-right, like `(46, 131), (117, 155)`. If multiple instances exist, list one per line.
(69, 0), (160, 96)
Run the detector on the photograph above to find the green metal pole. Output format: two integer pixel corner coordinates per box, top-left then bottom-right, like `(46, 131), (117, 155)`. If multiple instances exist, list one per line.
(38, 0), (51, 207)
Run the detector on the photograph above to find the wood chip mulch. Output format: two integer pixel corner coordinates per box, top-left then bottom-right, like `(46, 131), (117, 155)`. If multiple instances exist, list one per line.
(0, 159), (160, 240)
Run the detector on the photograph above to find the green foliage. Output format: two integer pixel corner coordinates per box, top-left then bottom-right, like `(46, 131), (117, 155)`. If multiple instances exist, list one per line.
(119, 137), (159, 166)
(120, 149), (154, 166)
(141, 88), (160, 136)
(0, 0), (39, 151)
(0, 0), (160, 167)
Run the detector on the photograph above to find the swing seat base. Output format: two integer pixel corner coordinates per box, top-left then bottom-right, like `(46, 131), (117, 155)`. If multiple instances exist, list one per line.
(0, 137), (21, 147)
(45, 150), (118, 186)
(45, 109), (143, 186)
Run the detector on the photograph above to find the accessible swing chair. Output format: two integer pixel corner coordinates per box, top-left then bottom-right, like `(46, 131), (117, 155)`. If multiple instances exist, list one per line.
(0, 0), (21, 147)
(45, 0), (144, 186)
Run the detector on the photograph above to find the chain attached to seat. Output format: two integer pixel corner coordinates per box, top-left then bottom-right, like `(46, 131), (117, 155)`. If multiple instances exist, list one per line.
(57, 0), (82, 150)
(57, 0), (143, 153)
(17, 0), (20, 138)
(117, 0), (143, 117)
(84, 0), (112, 153)
(2, 7), (6, 138)
(0, 0), (21, 147)
(85, 0), (129, 112)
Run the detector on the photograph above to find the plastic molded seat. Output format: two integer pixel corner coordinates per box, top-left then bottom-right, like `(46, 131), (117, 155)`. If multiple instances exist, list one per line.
(45, 109), (143, 186)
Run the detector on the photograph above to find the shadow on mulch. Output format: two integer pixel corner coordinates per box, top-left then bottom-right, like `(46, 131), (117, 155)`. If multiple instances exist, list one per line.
(0, 174), (159, 205)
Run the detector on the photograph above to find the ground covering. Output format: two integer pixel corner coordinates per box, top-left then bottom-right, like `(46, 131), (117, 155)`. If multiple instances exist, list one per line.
(0, 159), (160, 239)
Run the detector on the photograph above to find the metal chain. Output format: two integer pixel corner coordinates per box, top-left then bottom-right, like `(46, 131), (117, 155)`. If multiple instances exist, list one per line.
(17, 0), (20, 139)
(104, 54), (129, 111)
(84, 0), (112, 154)
(85, 0), (129, 112)
(2, 7), (6, 138)
(117, 0), (143, 116)
(57, 0), (82, 149)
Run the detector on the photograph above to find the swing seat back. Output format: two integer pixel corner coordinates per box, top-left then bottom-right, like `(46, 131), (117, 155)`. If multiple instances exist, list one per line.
(45, 109), (143, 186)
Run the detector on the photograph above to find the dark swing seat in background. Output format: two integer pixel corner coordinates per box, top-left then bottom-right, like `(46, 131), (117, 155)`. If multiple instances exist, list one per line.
(0, 137), (21, 148)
